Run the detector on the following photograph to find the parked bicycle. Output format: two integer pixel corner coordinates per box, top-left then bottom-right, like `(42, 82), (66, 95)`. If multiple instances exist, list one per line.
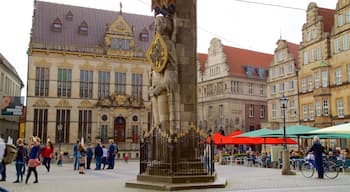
(300, 158), (340, 179)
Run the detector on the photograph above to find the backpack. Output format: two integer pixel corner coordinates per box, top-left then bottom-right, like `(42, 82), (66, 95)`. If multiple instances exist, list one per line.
(3, 144), (17, 164)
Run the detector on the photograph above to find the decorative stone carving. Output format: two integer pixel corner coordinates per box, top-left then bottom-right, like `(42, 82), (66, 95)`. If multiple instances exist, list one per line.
(33, 99), (50, 108)
(55, 99), (72, 108)
(79, 100), (93, 108)
(96, 93), (143, 108)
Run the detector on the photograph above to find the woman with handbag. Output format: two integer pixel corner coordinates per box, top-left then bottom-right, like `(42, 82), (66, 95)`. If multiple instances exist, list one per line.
(25, 137), (41, 184)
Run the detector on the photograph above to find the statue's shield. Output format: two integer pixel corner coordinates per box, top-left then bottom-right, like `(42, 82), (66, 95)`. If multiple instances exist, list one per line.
(146, 33), (168, 73)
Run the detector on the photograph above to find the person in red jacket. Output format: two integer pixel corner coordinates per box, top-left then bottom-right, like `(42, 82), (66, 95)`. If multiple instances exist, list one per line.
(41, 141), (54, 172)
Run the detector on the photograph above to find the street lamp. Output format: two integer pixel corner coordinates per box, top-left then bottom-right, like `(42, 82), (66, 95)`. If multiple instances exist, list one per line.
(280, 95), (295, 175)
(57, 124), (63, 153)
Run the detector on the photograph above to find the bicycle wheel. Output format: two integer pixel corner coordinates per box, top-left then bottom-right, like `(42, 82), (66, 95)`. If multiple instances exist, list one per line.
(324, 161), (340, 179)
(301, 161), (314, 178)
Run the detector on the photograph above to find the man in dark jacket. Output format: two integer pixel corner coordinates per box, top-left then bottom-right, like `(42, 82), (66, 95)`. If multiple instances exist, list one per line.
(94, 143), (103, 170)
(85, 143), (93, 169)
(307, 136), (325, 179)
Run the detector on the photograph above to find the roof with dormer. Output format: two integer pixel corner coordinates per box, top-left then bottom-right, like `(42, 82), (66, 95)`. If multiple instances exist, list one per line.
(30, 1), (154, 53)
(223, 46), (273, 78)
(197, 45), (273, 79)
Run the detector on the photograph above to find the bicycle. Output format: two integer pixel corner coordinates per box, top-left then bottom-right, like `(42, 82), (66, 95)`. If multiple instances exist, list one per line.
(300, 158), (340, 179)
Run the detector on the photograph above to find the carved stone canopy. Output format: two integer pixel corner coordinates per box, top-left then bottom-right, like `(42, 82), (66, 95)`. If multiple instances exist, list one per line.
(96, 93), (144, 108)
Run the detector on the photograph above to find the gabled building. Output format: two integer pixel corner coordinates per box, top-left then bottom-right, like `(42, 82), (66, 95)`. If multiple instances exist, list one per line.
(197, 38), (273, 135)
(298, 2), (335, 128)
(267, 39), (299, 130)
(27, 1), (154, 157)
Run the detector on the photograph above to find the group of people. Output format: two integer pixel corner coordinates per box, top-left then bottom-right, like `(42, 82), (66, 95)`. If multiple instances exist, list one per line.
(72, 139), (118, 173)
(0, 136), (120, 184)
(0, 136), (45, 184)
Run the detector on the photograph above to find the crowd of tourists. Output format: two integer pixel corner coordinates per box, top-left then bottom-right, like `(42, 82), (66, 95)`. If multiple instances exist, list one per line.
(0, 136), (120, 185)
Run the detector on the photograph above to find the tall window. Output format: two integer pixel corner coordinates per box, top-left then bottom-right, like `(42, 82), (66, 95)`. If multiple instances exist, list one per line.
(271, 84), (276, 94)
(98, 71), (110, 98)
(287, 64), (293, 74)
(343, 35), (349, 50)
(259, 84), (264, 96)
(316, 101), (321, 117)
(259, 105), (265, 118)
(271, 68), (275, 78)
(33, 109), (48, 143)
(100, 125), (108, 143)
(303, 105), (308, 121)
(323, 99), (329, 116)
(272, 104), (276, 119)
(315, 71), (320, 88)
(219, 104), (224, 119)
(132, 125), (139, 143)
(279, 83), (284, 93)
(78, 110), (92, 142)
(322, 71), (328, 87)
(115, 72), (126, 95)
(249, 104), (254, 117)
(248, 83), (253, 95)
(35, 67), (49, 96)
(289, 80), (294, 90)
(335, 67), (342, 85)
(338, 14), (344, 27)
(310, 49), (315, 62)
(308, 77), (313, 92)
(309, 104), (314, 120)
(303, 51), (308, 65)
(301, 79), (306, 93)
(335, 38), (341, 53)
(80, 70), (93, 98)
(337, 99), (344, 118)
(56, 109), (70, 143)
(316, 47), (322, 60)
(289, 100), (296, 117)
(57, 68), (72, 97)
(132, 73), (143, 100)
(208, 106), (213, 120)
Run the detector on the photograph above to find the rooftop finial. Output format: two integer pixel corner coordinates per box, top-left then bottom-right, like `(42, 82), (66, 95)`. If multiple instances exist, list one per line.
(119, 2), (123, 15)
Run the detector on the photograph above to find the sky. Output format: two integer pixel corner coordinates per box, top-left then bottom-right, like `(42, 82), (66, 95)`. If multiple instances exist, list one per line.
(0, 0), (337, 98)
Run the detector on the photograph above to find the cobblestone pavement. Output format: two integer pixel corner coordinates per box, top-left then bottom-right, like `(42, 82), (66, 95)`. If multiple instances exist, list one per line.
(0, 161), (349, 192)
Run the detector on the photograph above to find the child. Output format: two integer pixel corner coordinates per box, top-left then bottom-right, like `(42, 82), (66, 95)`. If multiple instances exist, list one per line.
(57, 152), (63, 167)
(124, 154), (129, 163)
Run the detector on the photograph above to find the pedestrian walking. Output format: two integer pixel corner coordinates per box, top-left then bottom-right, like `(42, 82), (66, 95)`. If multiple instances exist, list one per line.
(78, 143), (86, 174)
(25, 136), (41, 184)
(85, 143), (93, 169)
(102, 145), (108, 169)
(107, 140), (117, 169)
(13, 139), (26, 183)
(94, 143), (103, 170)
(41, 141), (54, 172)
(73, 140), (80, 170)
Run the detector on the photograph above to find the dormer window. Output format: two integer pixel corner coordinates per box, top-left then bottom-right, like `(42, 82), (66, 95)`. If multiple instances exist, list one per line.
(256, 68), (265, 79)
(66, 10), (73, 21)
(139, 27), (149, 42)
(245, 66), (254, 77)
(78, 21), (88, 35)
(52, 17), (62, 32)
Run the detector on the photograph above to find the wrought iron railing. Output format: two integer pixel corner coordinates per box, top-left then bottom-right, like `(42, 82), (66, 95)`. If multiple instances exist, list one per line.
(139, 126), (215, 176)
